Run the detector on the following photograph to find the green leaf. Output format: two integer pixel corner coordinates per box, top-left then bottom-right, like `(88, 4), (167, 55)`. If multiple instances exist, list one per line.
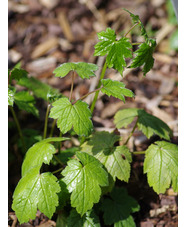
(57, 179), (70, 210)
(129, 40), (156, 76)
(12, 166), (60, 224)
(49, 97), (93, 136)
(114, 215), (136, 227)
(67, 209), (101, 227)
(22, 137), (68, 176)
(56, 211), (68, 227)
(101, 187), (140, 225)
(123, 8), (149, 42)
(144, 141), (178, 194)
(9, 63), (28, 83)
(54, 147), (78, 165)
(8, 86), (16, 106)
(53, 62), (98, 79)
(62, 152), (108, 216)
(94, 28), (132, 75)
(18, 76), (60, 101)
(101, 79), (134, 102)
(137, 109), (172, 140)
(80, 131), (132, 182)
(14, 91), (39, 117)
(114, 108), (172, 140)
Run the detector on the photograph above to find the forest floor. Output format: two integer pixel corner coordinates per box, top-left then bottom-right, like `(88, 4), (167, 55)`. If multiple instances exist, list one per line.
(8, 0), (178, 226)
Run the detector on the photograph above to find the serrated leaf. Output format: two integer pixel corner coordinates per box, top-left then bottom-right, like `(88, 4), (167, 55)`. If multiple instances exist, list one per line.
(9, 63), (28, 83)
(144, 141), (178, 194)
(8, 86), (16, 106)
(94, 28), (132, 75)
(53, 62), (98, 79)
(114, 215), (136, 227)
(101, 187), (140, 225)
(14, 91), (39, 117)
(123, 8), (149, 42)
(22, 137), (68, 176)
(81, 131), (132, 182)
(101, 79), (134, 102)
(67, 209), (101, 227)
(12, 166), (60, 224)
(49, 97), (93, 136)
(18, 76), (60, 101)
(114, 108), (172, 140)
(129, 40), (156, 76)
(62, 152), (108, 216)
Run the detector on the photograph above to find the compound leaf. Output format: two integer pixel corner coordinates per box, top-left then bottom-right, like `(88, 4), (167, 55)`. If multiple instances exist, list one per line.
(49, 97), (93, 136)
(53, 62), (98, 79)
(12, 166), (60, 224)
(144, 141), (178, 194)
(14, 91), (39, 117)
(114, 108), (172, 140)
(101, 79), (134, 102)
(62, 152), (108, 216)
(94, 28), (132, 76)
(129, 40), (156, 76)
(22, 137), (68, 176)
(67, 209), (101, 227)
(81, 131), (132, 182)
(101, 187), (140, 225)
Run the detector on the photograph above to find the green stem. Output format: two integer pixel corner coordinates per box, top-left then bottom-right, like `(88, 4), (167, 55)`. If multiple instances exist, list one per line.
(124, 22), (140, 37)
(58, 131), (63, 151)
(124, 119), (138, 145)
(132, 42), (143, 45)
(53, 154), (63, 166)
(69, 71), (75, 102)
(132, 151), (146, 155)
(10, 106), (26, 151)
(72, 87), (102, 105)
(49, 119), (57, 137)
(90, 61), (107, 113)
(43, 104), (51, 139)
(52, 167), (63, 174)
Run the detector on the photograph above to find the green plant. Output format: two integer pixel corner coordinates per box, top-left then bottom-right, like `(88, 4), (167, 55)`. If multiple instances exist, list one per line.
(9, 9), (178, 226)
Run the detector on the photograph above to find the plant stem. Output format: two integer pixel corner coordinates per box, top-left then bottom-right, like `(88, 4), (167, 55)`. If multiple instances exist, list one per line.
(132, 42), (143, 45)
(124, 119), (138, 145)
(69, 71), (75, 102)
(72, 87), (102, 105)
(43, 104), (51, 139)
(53, 154), (63, 166)
(132, 151), (146, 155)
(49, 119), (57, 137)
(58, 131), (62, 151)
(124, 22), (140, 37)
(10, 106), (26, 152)
(52, 167), (63, 174)
(90, 61), (107, 113)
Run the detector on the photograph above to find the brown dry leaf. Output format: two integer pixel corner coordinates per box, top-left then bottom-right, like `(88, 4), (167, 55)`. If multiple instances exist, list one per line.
(57, 11), (74, 42)
(39, 0), (60, 9)
(36, 220), (56, 227)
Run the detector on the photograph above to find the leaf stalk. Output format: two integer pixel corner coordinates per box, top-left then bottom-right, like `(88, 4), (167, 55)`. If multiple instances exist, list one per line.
(43, 104), (51, 139)
(124, 119), (138, 145)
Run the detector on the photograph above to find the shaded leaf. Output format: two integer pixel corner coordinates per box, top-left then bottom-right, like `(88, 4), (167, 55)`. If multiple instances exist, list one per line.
(129, 40), (156, 76)
(144, 141), (178, 194)
(12, 166), (60, 224)
(114, 108), (172, 140)
(14, 91), (39, 117)
(67, 209), (101, 227)
(81, 131), (132, 182)
(62, 152), (108, 216)
(18, 76), (60, 101)
(49, 97), (93, 136)
(22, 137), (68, 176)
(53, 62), (98, 79)
(101, 187), (140, 225)
(101, 79), (134, 102)
(9, 62), (28, 83)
